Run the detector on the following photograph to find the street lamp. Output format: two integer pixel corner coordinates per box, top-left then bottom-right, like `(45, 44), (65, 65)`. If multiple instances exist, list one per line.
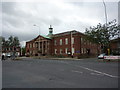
(33, 24), (40, 35)
(33, 24), (41, 56)
(103, 0), (107, 25)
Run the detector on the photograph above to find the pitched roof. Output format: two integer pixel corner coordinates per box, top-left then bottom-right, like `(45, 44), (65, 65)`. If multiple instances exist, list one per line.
(53, 30), (84, 37)
(26, 35), (51, 43)
(26, 30), (85, 43)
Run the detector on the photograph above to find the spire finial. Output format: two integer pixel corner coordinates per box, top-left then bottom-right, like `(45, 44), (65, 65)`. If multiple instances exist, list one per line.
(50, 25), (52, 28)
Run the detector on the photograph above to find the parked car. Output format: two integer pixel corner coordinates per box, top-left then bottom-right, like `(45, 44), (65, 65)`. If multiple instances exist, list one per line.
(7, 54), (11, 58)
(98, 53), (106, 59)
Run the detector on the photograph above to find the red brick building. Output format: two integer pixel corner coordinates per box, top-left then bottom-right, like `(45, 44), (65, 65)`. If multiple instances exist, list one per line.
(26, 35), (52, 56)
(2, 46), (21, 57)
(26, 26), (101, 57)
(110, 37), (120, 55)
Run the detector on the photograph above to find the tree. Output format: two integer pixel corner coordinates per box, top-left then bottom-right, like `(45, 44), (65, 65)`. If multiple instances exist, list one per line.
(13, 36), (20, 46)
(1, 36), (20, 58)
(21, 47), (26, 56)
(85, 19), (119, 53)
(8, 36), (20, 47)
(8, 36), (14, 46)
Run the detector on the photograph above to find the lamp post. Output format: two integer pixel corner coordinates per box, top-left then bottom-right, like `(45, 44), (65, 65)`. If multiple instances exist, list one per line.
(102, 0), (110, 55)
(103, 0), (107, 25)
(33, 24), (40, 35)
(71, 31), (73, 58)
(33, 24), (41, 56)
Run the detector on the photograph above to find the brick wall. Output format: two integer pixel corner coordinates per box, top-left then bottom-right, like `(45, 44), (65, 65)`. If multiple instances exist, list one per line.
(26, 31), (101, 57)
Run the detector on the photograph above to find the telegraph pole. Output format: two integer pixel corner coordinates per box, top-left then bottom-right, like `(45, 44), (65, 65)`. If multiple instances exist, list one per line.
(103, 0), (111, 55)
(71, 31), (73, 58)
(103, 0), (107, 25)
(33, 24), (41, 56)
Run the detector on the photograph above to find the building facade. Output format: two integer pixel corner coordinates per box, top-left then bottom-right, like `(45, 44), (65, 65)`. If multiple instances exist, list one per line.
(26, 35), (52, 56)
(110, 37), (120, 55)
(52, 30), (100, 57)
(2, 46), (21, 57)
(26, 26), (101, 57)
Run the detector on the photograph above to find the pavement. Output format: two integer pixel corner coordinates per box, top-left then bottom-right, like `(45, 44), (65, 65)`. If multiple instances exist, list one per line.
(2, 58), (119, 88)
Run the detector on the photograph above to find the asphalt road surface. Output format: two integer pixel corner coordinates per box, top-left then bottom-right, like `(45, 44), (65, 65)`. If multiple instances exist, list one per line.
(2, 58), (119, 88)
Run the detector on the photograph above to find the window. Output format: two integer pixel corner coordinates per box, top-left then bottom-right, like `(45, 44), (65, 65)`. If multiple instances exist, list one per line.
(36, 43), (38, 48)
(81, 37), (83, 43)
(72, 37), (74, 44)
(60, 49), (62, 54)
(30, 43), (32, 48)
(90, 42), (91, 45)
(84, 48), (86, 54)
(54, 40), (57, 46)
(30, 51), (32, 54)
(72, 48), (75, 54)
(81, 48), (83, 54)
(65, 48), (68, 54)
(14, 47), (16, 51)
(33, 43), (35, 48)
(27, 44), (29, 48)
(60, 39), (62, 45)
(10, 48), (12, 51)
(33, 50), (35, 54)
(55, 49), (57, 54)
(65, 38), (68, 45)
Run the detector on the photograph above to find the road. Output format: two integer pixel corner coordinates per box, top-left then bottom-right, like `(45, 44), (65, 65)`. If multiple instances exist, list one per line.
(2, 58), (119, 88)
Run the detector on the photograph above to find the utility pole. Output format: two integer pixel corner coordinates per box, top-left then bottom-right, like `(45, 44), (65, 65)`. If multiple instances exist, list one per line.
(102, 0), (110, 55)
(33, 24), (40, 35)
(103, 0), (107, 25)
(71, 31), (73, 58)
(33, 24), (41, 56)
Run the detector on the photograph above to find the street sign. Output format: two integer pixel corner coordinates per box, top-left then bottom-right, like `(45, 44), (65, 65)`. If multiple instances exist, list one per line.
(104, 56), (120, 59)
(76, 51), (80, 53)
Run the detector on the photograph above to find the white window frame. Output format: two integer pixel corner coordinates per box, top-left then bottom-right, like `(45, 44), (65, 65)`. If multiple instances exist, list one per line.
(30, 44), (32, 48)
(65, 38), (68, 45)
(33, 50), (35, 54)
(65, 48), (68, 54)
(55, 49), (57, 54)
(33, 43), (35, 48)
(60, 49), (62, 54)
(72, 48), (75, 54)
(81, 37), (83, 43)
(27, 44), (29, 48)
(54, 40), (57, 46)
(72, 37), (74, 44)
(84, 48), (86, 54)
(60, 39), (62, 45)
(81, 48), (83, 54)
(30, 51), (32, 54)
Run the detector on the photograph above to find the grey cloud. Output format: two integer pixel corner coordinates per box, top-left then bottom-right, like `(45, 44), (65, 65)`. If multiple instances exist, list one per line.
(2, 2), (17, 16)
(3, 14), (25, 28)
(2, 27), (36, 42)
(1, 2), (118, 47)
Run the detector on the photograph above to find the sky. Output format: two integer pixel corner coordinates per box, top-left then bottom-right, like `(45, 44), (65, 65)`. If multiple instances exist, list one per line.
(1, 0), (119, 47)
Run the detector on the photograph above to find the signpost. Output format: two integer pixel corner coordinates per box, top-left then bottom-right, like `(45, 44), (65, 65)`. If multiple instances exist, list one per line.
(104, 56), (120, 60)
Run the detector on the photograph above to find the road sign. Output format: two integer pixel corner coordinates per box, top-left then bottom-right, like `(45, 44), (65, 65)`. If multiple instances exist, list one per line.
(104, 56), (120, 59)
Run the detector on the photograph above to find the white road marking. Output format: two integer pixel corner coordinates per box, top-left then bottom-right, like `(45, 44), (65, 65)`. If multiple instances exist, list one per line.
(60, 61), (119, 78)
(90, 73), (104, 76)
(78, 66), (119, 78)
(71, 70), (83, 74)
